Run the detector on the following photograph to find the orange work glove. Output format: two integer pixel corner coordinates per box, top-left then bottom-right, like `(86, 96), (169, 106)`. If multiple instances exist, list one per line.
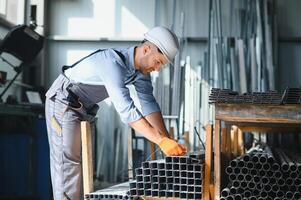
(159, 137), (187, 156)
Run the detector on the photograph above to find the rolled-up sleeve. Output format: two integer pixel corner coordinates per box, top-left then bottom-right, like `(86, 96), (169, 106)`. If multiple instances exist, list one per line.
(99, 54), (142, 123)
(133, 74), (161, 116)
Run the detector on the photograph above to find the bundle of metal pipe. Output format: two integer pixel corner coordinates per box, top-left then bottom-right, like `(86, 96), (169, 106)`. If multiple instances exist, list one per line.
(221, 146), (301, 200)
(130, 153), (204, 199)
(209, 87), (301, 105)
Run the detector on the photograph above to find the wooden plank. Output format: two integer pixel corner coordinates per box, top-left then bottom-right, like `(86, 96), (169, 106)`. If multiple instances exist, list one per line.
(150, 143), (156, 160)
(169, 127), (175, 139)
(203, 124), (213, 200)
(231, 126), (238, 157)
(221, 128), (227, 154)
(225, 126), (232, 160)
(210, 184), (215, 200)
(214, 120), (221, 200)
(237, 128), (245, 155)
(225, 122), (301, 133)
(239, 126), (301, 133)
(221, 127), (229, 191)
(81, 121), (94, 194)
(215, 104), (301, 124)
(128, 127), (134, 179)
(183, 131), (190, 150)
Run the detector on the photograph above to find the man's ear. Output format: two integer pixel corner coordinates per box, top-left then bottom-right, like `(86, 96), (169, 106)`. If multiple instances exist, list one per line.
(143, 44), (151, 55)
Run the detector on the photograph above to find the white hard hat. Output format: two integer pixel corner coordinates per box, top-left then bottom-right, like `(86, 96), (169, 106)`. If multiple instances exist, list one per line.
(144, 26), (179, 63)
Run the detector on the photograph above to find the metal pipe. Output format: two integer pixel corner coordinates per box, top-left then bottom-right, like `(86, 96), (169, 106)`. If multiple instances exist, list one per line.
(234, 194), (242, 200)
(243, 190), (252, 198)
(226, 166), (233, 174)
(230, 160), (238, 168)
(272, 184), (279, 192)
(229, 187), (237, 194)
(276, 190), (284, 198)
(237, 174), (244, 181)
(263, 163), (271, 171)
(246, 162), (254, 169)
(274, 149), (290, 172)
(244, 174), (252, 182)
(293, 192), (301, 199)
(221, 188), (230, 197)
(241, 167), (248, 174)
(286, 191), (294, 199)
(264, 146), (276, 164)
(229, 173), (237, 181)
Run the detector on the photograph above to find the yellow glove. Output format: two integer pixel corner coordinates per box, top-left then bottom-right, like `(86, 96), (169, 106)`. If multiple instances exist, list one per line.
(159, 137), (187, 156)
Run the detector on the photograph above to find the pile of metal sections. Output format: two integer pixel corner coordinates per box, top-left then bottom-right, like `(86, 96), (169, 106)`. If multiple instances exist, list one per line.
(209, 87), (301, 104)
(84, 182), (134, 200)
(221, 146), (301, 200)
(85, 153), (204, 200)
(129, 153), (204, 199)
(281, 87), (301, 104)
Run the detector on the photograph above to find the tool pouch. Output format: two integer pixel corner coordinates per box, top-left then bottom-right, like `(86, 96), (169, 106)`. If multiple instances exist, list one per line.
(66, 84), (82, 109)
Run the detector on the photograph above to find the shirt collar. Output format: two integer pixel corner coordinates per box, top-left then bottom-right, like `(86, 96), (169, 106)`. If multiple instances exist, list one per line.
(127, 46), (136, 73)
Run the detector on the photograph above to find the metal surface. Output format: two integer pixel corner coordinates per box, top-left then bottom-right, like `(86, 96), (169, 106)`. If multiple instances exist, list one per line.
(209, 88), (301, 105)
(130, 153), (204, 199)
(85, 153), (204, 200)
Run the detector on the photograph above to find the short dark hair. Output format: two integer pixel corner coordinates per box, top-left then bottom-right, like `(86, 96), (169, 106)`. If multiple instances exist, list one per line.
(141, 39), (163, 54)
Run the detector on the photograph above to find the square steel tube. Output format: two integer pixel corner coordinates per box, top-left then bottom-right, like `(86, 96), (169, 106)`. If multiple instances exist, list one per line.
(151, 176), (158, 183)
(166, 170), (173, 177)
(151, 190), (159, 197)
(143, 175), (151, 182)
(173, 191), (180, 197)
(151, 169), (158, 176)
(142, 162), (149, 168)
(136, 175), (143, 182)
(172, 157), (180, 163)
(180, 178), (187, 185)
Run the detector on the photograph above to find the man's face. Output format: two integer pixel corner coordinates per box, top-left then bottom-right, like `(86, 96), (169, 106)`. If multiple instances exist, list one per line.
(139, 44), (169, 75)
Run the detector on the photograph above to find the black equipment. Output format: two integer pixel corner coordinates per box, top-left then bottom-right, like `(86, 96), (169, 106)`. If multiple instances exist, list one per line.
(0, 24), (44, 101)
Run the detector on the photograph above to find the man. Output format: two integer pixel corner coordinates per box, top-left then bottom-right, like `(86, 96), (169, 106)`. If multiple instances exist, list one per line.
(45, 26), (186, 200)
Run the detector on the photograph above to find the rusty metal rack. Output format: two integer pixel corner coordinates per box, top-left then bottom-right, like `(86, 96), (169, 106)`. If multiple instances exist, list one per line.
(281, 87), (301, 104)
(209, 87), (301, 105)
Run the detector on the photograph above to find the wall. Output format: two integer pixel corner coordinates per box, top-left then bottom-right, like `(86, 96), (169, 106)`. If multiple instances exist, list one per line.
(277, 0), (301, 90)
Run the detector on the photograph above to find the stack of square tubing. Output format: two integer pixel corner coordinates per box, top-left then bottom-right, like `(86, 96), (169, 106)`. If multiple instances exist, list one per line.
(129, 153), (204, 199)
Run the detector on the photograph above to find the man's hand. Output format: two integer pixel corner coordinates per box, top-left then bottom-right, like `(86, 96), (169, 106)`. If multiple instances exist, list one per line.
(159, 137), (187, 156)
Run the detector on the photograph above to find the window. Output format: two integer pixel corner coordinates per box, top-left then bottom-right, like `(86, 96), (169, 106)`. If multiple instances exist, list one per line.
(0, 0), (25, 26)
(0, 0), (7, 17)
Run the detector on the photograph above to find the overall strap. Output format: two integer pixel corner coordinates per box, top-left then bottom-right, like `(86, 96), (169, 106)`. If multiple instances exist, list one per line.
(62, 49), (126, 73)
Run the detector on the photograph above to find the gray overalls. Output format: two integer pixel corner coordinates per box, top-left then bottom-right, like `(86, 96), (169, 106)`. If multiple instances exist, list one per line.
(45, 49), (124, 200)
